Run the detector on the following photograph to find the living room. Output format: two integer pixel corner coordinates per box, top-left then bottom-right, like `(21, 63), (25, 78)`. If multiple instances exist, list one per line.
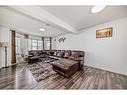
(0, 4), (127, 91)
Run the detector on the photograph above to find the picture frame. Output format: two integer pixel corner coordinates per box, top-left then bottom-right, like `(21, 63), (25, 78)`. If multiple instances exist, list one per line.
(96, 27), (113, 38)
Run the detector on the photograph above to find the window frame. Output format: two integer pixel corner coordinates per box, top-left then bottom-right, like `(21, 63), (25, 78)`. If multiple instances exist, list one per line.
(29, 38), (42, 50)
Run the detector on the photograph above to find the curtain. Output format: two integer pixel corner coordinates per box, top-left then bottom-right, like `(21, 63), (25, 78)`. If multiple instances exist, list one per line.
(11, 30), (16, 64)
(42, 37), (44, 50)
(50, 37), (52, 50)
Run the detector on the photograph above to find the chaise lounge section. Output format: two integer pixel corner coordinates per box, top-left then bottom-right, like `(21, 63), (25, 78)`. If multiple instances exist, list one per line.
(28, 50), (84, 77)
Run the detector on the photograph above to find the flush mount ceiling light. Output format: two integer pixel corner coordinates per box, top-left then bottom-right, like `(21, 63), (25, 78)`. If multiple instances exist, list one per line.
(91, 5), (106, 13)
(40, 28), (46, 32)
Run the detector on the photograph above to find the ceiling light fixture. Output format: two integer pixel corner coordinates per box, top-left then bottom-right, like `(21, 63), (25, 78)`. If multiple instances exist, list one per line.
(40, 28), (46, 32)
(91, 5), (106, 13)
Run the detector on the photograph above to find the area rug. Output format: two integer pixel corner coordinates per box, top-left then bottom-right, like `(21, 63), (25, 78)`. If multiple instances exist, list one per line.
(27, 62), (57, 82)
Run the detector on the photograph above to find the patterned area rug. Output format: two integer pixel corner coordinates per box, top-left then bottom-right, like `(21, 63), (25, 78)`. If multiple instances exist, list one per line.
(27, 62), (57, 82)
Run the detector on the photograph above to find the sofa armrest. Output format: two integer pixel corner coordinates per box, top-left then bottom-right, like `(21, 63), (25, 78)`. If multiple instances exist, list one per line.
(72, 57), (84, 61)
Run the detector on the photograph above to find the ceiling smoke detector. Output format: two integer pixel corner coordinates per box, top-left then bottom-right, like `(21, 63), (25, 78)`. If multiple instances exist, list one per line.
(91, 5), (106, 13)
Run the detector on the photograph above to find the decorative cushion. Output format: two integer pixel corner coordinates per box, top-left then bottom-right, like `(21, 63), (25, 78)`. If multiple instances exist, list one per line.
(53, 51), (58, 56)
(69, 51), (81, 60)
(64, 51), (71, 58)
(57, 52), (64, 57)
(33, 51), (38, 56)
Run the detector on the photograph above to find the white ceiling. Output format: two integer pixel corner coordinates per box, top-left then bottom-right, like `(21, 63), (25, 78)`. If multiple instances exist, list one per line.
(42, 6), (127, 30)
(0, 6), (66, 37)
(0, 6), (127, 37)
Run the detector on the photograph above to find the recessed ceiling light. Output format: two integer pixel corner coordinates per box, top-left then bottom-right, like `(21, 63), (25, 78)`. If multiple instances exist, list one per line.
(40, 28), (46, 31)
(91, 5), (106, 13)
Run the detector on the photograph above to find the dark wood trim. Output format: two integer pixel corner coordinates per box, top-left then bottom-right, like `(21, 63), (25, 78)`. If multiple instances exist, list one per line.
(50, 37), (52, 50)
(11, 30), (16, 64)
(42, 37), (44, 50)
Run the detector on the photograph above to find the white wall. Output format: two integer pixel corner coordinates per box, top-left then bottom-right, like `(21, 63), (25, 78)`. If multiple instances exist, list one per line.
(56, 17), (127, 75)
(0, 26), (11, 68)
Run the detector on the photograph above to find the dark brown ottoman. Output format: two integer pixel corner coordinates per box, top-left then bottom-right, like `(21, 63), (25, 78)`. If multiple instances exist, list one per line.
(52, 59), (79, 77)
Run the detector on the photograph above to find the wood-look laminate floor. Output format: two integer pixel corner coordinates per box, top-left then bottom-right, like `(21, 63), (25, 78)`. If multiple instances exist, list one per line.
(0, 63), (127, 89)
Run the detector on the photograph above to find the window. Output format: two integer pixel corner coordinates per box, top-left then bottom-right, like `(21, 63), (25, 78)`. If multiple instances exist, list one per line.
(44, 37), (51, 50)
(38, 40), (42, 50)
(28, 37), (52, 50)
(15, 35), (21, 62)
(46, 40), (51, 50)
(32, 39), (38, 50)
(29, 39), (42, 50)
(15, 36), (20, 55)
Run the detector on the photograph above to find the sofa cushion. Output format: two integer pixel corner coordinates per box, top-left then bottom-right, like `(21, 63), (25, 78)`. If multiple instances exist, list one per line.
(46, 51), (51, 55)
(52, 59), (79, 77)
(31, 51), (39, 56)
(64, 51), (71, 58)
(69, 51), (81, 60)
(52, 59), (78, 71)
(53, 51), (57, 56)
(56, 51), (64, 57)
